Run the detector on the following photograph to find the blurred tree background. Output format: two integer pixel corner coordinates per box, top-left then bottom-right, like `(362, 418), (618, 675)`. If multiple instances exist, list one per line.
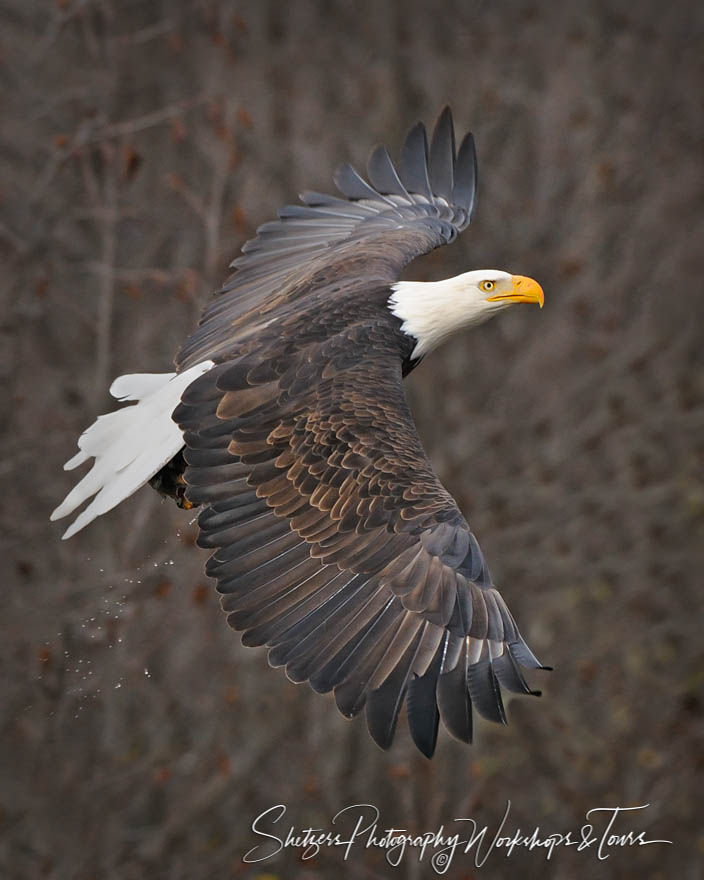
(2, 0), (702, 878)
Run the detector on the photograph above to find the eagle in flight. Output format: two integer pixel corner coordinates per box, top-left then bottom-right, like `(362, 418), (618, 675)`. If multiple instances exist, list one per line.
(52, 107), (548, 757)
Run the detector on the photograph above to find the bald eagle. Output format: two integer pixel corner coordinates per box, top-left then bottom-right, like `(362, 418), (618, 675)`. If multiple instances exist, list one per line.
(52, 108), (547, 757)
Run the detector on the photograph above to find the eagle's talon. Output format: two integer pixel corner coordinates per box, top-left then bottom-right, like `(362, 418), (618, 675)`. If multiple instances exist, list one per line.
(149, 450), (198, 511)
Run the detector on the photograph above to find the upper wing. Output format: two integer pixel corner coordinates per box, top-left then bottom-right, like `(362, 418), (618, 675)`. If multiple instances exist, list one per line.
(174, 324), (544, 757)
(176, 106), (477, 370)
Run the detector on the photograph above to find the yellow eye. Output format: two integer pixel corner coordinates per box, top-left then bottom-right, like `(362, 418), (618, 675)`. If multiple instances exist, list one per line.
(480, 280), (495, 292)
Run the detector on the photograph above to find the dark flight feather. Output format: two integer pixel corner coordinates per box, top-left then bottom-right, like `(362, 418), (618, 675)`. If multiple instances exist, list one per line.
(428, 105), (456, 201)
(399, 122), (433, 199)
(453, 131), (478, 219)
(367, 144), (411, 198)
(407, 635), (444, 757)
(365, 623), (425, 750)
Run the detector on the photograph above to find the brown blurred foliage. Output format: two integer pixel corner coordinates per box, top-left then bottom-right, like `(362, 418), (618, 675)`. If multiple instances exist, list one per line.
(2, 1), (703, 878)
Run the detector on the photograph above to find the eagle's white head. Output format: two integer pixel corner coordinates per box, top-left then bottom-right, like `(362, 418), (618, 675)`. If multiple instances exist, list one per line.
(389, 269), (544, 359)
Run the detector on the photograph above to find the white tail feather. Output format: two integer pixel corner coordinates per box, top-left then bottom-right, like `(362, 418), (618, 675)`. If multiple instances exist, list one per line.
(51, 361), (214, 539)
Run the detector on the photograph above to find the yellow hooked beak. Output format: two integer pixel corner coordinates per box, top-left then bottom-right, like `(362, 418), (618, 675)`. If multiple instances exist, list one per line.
(487, 275), (545, 308)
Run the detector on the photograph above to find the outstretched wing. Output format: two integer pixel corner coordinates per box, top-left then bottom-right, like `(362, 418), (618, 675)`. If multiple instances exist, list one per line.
(176, 106), (477, 370)
(174, 322), (544, 757)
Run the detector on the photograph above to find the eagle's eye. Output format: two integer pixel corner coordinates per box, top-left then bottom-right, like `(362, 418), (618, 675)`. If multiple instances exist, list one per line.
(480, 280), (495, 292)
